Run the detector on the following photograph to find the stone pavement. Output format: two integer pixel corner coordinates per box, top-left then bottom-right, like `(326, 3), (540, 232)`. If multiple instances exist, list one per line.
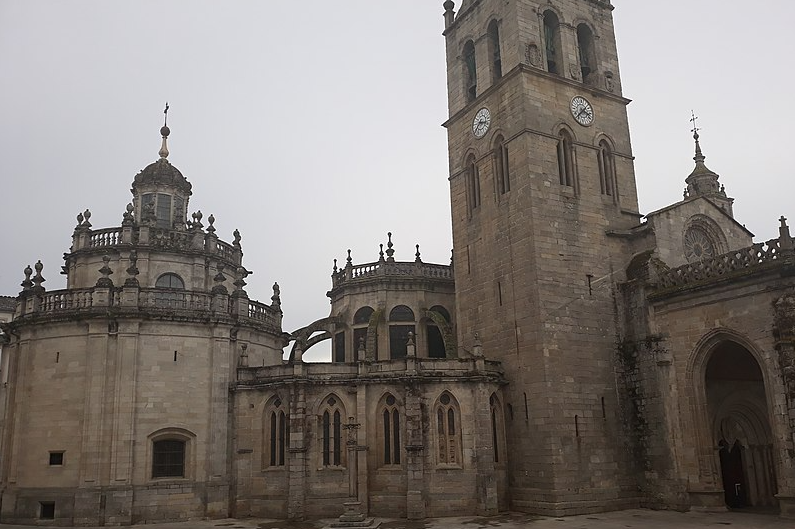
(0, 509), (791, 529)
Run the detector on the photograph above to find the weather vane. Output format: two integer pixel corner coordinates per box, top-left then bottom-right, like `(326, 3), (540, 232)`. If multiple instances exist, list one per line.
(689, 110), (700, 136)
(163, 102), (169, 127)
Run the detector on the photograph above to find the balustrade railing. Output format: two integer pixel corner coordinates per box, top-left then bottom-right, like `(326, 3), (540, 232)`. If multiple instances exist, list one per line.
(332, 260), (453, 287)
(89, 228), (122, 248)
(655, 238), (785, 291)
(25, 287), (279, 329)
(39, 289), (95, 311)
(77, 225), (241, 265)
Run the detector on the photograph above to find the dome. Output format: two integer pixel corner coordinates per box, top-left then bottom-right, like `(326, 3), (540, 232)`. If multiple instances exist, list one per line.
(131, 157), (192, 195)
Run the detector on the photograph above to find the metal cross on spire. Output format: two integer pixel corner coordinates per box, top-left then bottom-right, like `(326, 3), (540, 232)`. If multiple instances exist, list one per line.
(163, 102), (169, 127)
(690, 110), (700, 137)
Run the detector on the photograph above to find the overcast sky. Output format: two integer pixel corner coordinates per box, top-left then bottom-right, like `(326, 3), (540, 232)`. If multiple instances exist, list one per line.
(1, 1), (792, 359)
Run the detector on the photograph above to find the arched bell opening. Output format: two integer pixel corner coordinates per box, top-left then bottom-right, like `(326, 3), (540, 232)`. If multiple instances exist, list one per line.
(705, 341), (778, 510)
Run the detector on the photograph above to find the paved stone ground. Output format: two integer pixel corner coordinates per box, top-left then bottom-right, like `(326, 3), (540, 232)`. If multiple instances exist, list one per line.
(0, 509), (791, 529)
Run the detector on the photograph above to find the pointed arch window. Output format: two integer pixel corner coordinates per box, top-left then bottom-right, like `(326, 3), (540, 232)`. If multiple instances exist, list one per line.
(543, 11), (561, 75)
(463, 40), (477, 102)
(490, 394), (506, 464)
(381, 394), (401, 466)
(435, 392), (462, 466)
(265, 397), (289, 468)
(488, 20), (502, 82)
(465, 154), (481, 215)
(597, 139), (616, 197)
(557, 130), (576, 188)
(494, 135), (510, 194)
(576, 24), (596, 83)
(319, 396), (344, 467)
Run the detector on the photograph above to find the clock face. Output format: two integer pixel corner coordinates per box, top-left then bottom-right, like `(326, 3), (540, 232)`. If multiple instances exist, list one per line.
(472, 107), (491, 138)
(570, 96), (594, 126)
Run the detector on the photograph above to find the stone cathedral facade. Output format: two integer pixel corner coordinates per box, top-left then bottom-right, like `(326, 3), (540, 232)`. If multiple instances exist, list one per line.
(2, 0), (795, 524)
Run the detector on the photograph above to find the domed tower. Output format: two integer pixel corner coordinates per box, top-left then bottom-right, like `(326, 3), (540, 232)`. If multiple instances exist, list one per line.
(131, 115), (192, 230)
(0, 115), (286, 525)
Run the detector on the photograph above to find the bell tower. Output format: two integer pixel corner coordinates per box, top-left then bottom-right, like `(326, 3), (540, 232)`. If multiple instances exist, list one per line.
(442, 0), (643, 514)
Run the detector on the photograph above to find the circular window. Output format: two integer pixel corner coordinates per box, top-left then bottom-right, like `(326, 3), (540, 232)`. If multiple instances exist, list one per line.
(684, 227), (716, 263)
(386, 395), (396, 406)
(440, 393), (451, 405)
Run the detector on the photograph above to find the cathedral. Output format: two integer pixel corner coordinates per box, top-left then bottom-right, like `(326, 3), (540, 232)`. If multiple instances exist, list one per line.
(2, 0), (795, 524)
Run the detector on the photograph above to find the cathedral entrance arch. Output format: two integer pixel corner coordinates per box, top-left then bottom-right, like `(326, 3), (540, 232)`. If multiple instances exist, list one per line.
(703, 340), (778, 509)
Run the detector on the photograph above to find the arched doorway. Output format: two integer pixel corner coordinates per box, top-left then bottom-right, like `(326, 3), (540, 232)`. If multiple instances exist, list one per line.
(705, 341), (777, 509)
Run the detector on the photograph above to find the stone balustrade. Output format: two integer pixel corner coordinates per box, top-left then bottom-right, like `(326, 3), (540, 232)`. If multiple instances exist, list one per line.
(653, 237), (791, 293)
(77, 224), (242, 266)
(15, 286), (280, 330)
(236, 356), (503, 384)
(331, 260), (453, 288)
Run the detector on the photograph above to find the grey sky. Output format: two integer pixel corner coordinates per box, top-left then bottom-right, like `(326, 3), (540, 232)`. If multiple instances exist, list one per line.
(1, 1), (792, 360)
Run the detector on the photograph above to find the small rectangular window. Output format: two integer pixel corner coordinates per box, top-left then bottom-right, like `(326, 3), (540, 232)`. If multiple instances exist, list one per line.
(152, 439), (185, 478)
(156, 193), (172, 229)
(39, 502), (55, 520)
(334, 332), (345, 363)
(49, 451), (64, 466)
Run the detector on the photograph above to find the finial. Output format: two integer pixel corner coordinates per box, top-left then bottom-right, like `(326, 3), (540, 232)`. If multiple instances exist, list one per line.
(207, 214), (216, 234)
(32, 260), (46, 292)
(96, 254), (114, 288)
(83, 209), (92, 228)
(76, 212), (84, 226)
(212, 264), (228, 294)
(233, 229), (241, 248)
(125, 250), (140, 287)
(386, 232), (395, 262)
(271, 282), (281, 306)
(415, 244), (422, 263)
(450, 249), (454, 266)
(333, 258), (338, 273)
(781, 216), (789, 229)
(379, 243), (385, 262)
(21, 265), (33, 291)
(159, 103), (170, 159)
(346, 249), (352, 267)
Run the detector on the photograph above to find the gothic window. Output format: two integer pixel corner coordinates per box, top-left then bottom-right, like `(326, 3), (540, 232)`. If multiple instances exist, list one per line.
(154, 273), (185, 308)
(380, 394), (401, 466)
(488, 20), (502, 82)
(490, 393), (506, 464)
(152, 439), (185, 478)
(389, 305), (415, 359)
(463, 40), (477, 102)
(576, 24), (596, 82)
(494, 135), (510, 194)
(465, 154), (481, 215)
(320, 395), (344, 467)
(557, 130), (576, 188)
(435, 392), (462, 466)
(683, 226), (717, 263)
(427, 305), (451, 359)
(265, 397), (288, 468)
(543, 11), (561, 75)
(597, 140), (616, 196)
